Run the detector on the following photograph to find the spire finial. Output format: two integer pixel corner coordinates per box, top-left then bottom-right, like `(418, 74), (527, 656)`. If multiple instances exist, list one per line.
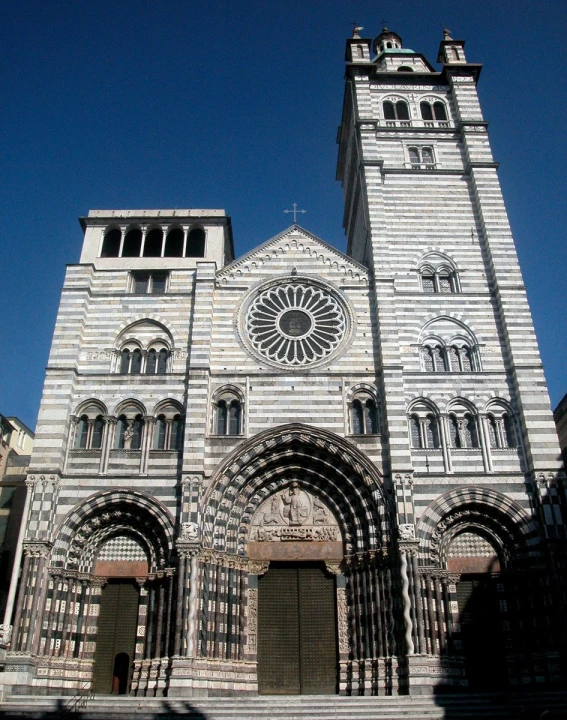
(351, 23), (364, 38)
(443, 27), (453, 41)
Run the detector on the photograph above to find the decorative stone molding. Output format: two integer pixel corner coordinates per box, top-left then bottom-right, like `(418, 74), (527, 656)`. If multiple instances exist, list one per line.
(0, 623), (13, 646)
(398, 523), (416, 540)
(247, 588), (258, 654)
(336, 587), (348, 654)
(180, 522), (199, 541)
(23, 541), (52, 558)
(247, 561), (270, 576)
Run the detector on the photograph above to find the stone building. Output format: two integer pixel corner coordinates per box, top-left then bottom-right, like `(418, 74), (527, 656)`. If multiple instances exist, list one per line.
(1, 26), (565, 699)
(0, 416), (34, 623)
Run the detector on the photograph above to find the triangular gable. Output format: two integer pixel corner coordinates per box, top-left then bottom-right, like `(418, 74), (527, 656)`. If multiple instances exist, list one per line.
(217, 225), (369, 284)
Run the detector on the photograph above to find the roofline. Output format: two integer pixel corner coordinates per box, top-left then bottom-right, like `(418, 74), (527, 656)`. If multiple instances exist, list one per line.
(218, 224), (369, 277)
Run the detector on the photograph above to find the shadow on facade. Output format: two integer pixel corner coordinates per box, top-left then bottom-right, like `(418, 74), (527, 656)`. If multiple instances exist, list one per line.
(431, 564), (567, 720)
(0, 699), (211, 720)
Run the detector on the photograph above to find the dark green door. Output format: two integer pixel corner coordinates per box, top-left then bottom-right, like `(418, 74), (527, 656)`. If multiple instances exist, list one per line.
(457, 574), (507, 690)
(92, 580), (139, 694)
(257, 562), (338, 694)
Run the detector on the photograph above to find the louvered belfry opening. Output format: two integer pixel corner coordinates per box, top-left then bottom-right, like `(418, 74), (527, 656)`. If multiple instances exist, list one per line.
(257, 562), (338, 695)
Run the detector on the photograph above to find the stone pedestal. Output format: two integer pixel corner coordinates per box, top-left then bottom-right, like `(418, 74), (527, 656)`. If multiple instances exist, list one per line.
(167, 657), (258, 697)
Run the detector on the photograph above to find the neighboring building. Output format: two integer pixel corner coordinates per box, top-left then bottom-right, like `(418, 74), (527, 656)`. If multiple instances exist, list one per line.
(1, 26), (565, 700)
(0, 416), (34, 624)
(554, 393), (567, 466)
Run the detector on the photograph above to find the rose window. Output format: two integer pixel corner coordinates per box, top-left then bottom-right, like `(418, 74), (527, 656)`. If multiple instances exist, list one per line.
(245, 282), (347, 366)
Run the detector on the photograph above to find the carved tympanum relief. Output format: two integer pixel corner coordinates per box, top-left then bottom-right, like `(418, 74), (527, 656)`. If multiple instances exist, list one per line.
(250, 483), (341, 542)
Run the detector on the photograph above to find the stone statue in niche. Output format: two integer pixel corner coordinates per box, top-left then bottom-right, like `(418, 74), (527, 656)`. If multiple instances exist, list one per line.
(250, 483), (340, 542)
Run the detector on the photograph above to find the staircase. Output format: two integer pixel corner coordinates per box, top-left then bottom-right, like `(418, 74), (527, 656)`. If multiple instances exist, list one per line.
(1, 693), (567, 720)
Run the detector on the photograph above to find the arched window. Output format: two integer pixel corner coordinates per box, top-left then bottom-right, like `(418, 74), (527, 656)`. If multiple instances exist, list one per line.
(448, 410), (480, 449)
(461, 347), (473, 372)
(164, 228), (184, 257)
(101, 228), (121, 257)
(433, 101), (448, 120)
(449, 414), (461, 448)
(122, 228), (142, 258)
(152, 407), (184, 451)
(155, 415), (167, 450)
(130, 349), (143, 375)
(157, 348), (168, 374)
(186, 228), (206, 257)
(410, 415), (422, 449)
(215, 392), (243, 436)
(171, 414), (183, 450)
(409, 407), (440, 449)
(422, 346), (435, 372)
(74, 405), (106, 451)
(146, 348), (157, 374)
(76, 415), (89, 449)
(92, 416), (104, 450)
(420, 101), (448, 122)
(120, 349), (131, 374)
(228, 401), (241, 435)
(448, 346), (460, 371)
(131, 415), (144, 450)
(420, 101), (434, 120)
(350, 395), (379, 435)
(115, 415), (128, 449)
(364, 399), (378, 434)
(487, 415), (499, 448)
(352, 400), (364, 435)
(143, 228), (163, 257)
(383, 100), (409, 121)
(464, 414), (479, 448)
(397, 66), (413, 72)
(425, 414), (440, 448)
(486, 408), (518, 449)
(503, 413), (517, 448)
(216, 400), (228, 435)
(419, 259), (459, 293)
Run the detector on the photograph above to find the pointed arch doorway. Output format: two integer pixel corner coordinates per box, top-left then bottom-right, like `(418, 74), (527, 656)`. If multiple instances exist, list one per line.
(257, 561), (338, 694)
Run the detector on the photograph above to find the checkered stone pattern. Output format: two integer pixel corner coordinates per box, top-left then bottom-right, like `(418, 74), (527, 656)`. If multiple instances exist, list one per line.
(97, 535), (147, 562)
(26, 477), (60, 540)
(416, 486), (541, 566)
(448, 532), (496, 558)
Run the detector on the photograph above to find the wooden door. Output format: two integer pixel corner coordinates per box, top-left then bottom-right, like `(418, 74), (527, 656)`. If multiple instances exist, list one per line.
(92, 580), (139, 694)
(257, 563), (338, 694)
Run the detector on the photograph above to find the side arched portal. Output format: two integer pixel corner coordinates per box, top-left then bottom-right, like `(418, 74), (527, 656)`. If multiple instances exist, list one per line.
(33, 491), (176, 696)
(416, 487), (548, 690)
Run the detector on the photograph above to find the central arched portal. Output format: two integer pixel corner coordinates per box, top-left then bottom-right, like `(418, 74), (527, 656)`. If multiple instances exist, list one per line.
(250, 484), (343, 694)
(204, 424), (388, 697)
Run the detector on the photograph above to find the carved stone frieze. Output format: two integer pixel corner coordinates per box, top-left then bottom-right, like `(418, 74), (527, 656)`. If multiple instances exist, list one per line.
(0, 623), (13, 646)
(23, 541), (52, 558)
(398, 523), (416, 540)
(336, 587), (348, 654)
(248, 561), (270, 576)
(180, 521), (199, 541)
(250, 483), (341, 543)
(247, 588), (258, 655)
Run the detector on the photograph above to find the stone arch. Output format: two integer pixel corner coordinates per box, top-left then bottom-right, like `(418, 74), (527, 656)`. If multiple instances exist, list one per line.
(202, 424), (389, 556)
(416, 486), (539, 567)
(51, 490), (174, 573)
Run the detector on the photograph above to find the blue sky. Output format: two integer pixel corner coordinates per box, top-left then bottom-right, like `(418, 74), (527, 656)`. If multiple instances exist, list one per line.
(2, 0), (566, 430)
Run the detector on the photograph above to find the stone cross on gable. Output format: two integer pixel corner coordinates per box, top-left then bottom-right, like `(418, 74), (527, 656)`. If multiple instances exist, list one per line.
(284, 203), (306, 224)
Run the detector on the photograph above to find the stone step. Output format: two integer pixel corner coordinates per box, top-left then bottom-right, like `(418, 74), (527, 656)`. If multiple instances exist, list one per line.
(2, 693), (567, 720)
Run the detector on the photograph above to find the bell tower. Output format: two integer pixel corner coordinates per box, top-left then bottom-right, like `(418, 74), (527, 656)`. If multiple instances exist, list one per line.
(337, 24), (565, 691)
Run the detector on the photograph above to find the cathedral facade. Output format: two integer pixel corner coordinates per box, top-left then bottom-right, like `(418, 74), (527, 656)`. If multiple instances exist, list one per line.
(1, 27), (565, 698)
